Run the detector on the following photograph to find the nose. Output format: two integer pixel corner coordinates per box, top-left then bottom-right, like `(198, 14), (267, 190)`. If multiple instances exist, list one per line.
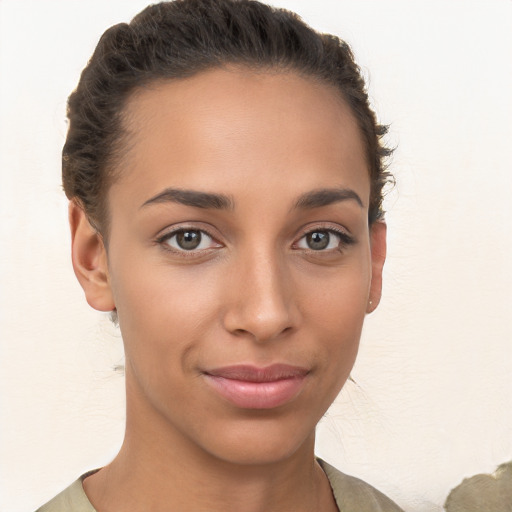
(222, 249), (299, 343)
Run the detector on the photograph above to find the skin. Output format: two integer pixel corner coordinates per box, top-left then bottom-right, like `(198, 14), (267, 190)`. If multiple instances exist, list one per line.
(70, 67), (386, 512)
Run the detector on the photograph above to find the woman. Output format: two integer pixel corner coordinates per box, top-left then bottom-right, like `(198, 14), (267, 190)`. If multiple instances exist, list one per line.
(37, 0), (400, 510)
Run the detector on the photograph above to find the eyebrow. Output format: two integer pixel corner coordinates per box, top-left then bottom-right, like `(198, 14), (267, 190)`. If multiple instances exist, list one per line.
(293, 188), (364, 210)
(140, 186), (362, 212)
(140, 188), (234, 210)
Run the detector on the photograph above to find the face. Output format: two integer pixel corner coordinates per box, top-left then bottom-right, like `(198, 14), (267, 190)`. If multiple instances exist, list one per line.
(72, 67), (386, 466)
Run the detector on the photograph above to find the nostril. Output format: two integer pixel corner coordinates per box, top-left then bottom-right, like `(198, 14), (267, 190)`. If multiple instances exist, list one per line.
(228, 323), (294, 343)
(232, 328), (250, 337)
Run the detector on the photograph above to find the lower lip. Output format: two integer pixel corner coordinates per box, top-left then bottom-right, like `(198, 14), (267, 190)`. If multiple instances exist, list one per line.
(203, 375), (307, 409)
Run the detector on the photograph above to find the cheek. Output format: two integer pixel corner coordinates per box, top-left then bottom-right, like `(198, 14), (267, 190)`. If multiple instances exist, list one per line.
(109, 257), (222, 358)
(298, 257), (371, 370)
(300, 251), (371, 319)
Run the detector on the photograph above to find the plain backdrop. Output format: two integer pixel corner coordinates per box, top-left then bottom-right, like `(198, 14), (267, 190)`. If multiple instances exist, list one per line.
(1, 1), (511, 511)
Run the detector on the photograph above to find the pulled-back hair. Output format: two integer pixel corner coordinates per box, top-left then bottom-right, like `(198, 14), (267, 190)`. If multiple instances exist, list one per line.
(63, 0), (392, 233)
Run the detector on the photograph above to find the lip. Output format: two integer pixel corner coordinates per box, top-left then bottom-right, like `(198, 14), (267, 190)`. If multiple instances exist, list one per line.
(203, 364), (309, 409)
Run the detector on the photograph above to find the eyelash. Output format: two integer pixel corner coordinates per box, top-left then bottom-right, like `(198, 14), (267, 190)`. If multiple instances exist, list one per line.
(155, 225), (355, 256)
(155, 227), (220, 256)
(293, 226), (356, 255)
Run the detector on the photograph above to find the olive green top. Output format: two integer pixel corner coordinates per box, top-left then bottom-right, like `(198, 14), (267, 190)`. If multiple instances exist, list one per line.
(36, 459), (403, 512)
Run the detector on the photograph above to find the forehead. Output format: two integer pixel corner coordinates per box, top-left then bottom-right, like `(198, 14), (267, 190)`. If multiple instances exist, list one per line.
(111, 67), (369, 207)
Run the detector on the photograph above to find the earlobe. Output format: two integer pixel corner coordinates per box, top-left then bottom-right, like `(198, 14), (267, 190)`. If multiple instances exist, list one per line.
(69, 201), (115, 312)
(367, 221), (387, 314)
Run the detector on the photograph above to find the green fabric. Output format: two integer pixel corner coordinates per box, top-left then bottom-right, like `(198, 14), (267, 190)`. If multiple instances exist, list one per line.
(36, 470), (98, 512)
(318, 459), (403, 512)
(36, 459), (403, 512)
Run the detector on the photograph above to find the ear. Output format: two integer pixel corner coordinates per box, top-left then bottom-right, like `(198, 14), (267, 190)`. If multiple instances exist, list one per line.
(69, 201), (115, 312)
(367, 221), (387, 314)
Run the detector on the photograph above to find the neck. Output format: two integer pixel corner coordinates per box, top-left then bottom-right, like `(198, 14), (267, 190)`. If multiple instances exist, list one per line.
(83, 369), (337, 512)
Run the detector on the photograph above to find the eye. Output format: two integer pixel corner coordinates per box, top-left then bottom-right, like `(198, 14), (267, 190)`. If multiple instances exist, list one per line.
(158, 229), (220, 252)
(295, 229), (353, 251)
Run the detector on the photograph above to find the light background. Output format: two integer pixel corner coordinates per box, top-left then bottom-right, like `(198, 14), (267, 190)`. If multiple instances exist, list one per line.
(1, 1), (511, 510)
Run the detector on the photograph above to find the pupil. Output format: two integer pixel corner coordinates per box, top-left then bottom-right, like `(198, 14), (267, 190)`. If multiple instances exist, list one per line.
(177, 230), (201, 250)
(307, 231), (329, 250)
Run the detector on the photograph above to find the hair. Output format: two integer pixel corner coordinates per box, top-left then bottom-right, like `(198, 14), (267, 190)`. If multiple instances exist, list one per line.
(63, 0), (393, 234)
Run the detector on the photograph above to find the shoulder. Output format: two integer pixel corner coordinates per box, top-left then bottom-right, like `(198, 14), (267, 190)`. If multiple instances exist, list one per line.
(35, 471), (98, 512)
(318, 459), (404, 512)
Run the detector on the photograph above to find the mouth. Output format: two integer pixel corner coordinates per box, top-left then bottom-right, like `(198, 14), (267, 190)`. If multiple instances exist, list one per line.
(202, 364), (309, 409)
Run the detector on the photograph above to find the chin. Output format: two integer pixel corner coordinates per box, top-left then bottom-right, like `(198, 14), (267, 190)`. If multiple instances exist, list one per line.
(192, 414), (317, 467)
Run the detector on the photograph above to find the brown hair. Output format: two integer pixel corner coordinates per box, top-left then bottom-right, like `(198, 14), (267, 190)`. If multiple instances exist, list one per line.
(63, 0), (392, 234)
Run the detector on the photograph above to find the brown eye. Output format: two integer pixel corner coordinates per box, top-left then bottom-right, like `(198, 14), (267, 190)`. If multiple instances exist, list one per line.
(175, 230), (202, 250)
(160, 229), (220, 252)
(295, 228), (355, 252)
(305, 231), (331, 250)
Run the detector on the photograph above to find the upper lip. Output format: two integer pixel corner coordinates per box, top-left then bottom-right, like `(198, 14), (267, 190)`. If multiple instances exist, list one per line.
(204, 364), (309, 382)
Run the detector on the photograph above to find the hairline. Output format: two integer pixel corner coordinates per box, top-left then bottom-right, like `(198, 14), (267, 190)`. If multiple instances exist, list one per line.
(95, 62), (373, 241)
